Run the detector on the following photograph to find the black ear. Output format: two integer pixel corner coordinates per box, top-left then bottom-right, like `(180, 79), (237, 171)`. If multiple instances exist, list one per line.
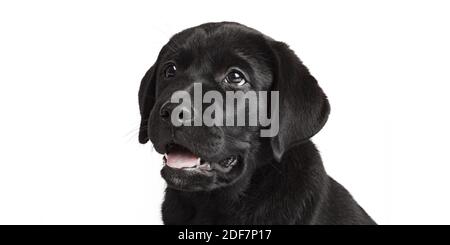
(270, 41), (330, 160)
(138, 64), (157, 144)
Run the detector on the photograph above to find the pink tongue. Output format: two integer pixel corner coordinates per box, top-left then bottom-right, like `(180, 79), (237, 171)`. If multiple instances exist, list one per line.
(166, 151), (200, 169)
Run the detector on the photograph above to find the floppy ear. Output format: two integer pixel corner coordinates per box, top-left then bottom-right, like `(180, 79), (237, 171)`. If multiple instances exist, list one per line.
(138, 64), (157, 144)
(270, 41), (330, 161)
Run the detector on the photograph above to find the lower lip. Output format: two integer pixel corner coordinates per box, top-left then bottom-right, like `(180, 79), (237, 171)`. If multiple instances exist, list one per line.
(162, 156), (238, 172)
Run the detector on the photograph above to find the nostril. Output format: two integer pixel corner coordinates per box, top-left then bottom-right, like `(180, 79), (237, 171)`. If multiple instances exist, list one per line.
(159, 102), (171, 119)
(160, 109), (170, 118)
(178, 108), (192, 122)
(159, 101), (194, 124)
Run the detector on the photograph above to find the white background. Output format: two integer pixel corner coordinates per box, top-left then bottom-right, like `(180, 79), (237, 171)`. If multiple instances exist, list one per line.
(1, 0), (449, 225)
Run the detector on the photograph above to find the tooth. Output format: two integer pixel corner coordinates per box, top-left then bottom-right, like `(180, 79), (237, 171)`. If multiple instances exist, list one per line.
(225, 157), (233, 167)
(197, 162), (211, 170)
(227, 157), (237, 167)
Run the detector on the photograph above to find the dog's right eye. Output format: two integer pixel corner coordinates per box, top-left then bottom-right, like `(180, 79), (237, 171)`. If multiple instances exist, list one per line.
(224, 69), (247, 86)
(164, 64), (177, 78)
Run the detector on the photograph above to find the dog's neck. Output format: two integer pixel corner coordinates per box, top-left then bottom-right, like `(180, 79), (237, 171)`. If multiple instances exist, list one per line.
(165, 141), (329, 224)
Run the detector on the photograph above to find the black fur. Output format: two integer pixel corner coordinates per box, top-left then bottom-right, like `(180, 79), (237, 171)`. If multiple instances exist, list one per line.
(138, 22), (375, 225)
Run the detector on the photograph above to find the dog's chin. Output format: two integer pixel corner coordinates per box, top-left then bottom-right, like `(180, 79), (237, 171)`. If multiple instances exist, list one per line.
(159, 143), (243, 191)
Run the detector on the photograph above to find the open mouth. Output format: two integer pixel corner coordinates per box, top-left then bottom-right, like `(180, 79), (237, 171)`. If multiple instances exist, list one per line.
(162, 143), (238, 172)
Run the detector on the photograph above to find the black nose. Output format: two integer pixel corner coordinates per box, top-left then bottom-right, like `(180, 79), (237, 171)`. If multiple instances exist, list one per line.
(159, 101), (194, 125)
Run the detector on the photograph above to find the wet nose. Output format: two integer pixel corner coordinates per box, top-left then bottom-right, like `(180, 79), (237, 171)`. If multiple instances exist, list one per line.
(159, 101), (194, 125)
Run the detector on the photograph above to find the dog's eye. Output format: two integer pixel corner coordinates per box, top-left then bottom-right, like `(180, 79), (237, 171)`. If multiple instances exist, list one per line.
(164, 64), (177, 78)
(224, 70), (246, 86)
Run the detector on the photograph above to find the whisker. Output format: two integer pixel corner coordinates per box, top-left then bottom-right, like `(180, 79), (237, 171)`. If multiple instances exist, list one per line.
(125, 132), (140, 143)
(268, 161), (284, 176)
(224, 134), (251, 144)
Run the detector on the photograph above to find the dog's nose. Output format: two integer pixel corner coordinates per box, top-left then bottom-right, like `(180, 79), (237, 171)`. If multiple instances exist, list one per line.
(159, 101), (194, 125)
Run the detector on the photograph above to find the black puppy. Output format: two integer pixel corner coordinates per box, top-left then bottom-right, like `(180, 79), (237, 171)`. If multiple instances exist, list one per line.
(138, 22), (375, 225)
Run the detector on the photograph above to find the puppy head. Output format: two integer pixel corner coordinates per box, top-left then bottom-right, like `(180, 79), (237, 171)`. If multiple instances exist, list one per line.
(139, 22), (329, 191)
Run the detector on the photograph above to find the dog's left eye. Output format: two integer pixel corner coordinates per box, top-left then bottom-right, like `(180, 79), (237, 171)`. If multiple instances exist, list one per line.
(164, 63), (177, 78)
(224, 70), (246, 86)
